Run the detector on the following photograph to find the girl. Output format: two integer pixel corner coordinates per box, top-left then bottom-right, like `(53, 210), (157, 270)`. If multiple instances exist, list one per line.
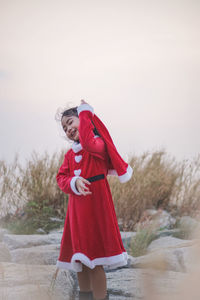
(56, 100), (133, 300)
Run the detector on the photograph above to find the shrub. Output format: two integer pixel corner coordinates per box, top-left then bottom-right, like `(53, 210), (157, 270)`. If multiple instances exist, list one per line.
(129, 225), (157, 257)
(109, 150), (180, 230)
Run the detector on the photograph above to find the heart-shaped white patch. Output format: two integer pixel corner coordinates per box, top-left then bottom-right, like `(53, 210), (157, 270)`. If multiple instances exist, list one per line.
(74, 169), (81, 176)
(75, 155), (82, 163)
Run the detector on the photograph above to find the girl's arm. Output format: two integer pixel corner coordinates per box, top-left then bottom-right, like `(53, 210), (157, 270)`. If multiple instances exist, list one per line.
(56, 153), (91, 196)
(77, 102), (107, 160)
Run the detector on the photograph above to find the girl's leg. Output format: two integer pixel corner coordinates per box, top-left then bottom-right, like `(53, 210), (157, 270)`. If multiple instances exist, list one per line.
(89, 266), (107, 300)
(77, 264), (92, 292)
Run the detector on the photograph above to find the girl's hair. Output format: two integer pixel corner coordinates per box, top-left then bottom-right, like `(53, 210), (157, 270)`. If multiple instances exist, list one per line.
(61, 107), (78, 118)
(61, 106), (100, 136)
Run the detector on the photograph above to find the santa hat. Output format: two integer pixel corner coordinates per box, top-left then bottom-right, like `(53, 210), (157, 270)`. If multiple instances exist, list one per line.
(77, 104), (133, 183)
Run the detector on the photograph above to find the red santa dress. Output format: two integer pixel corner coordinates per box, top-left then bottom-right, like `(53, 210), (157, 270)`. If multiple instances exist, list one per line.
(56, 103), (133, 272)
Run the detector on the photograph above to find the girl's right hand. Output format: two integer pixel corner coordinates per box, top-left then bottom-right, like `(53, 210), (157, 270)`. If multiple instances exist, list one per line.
(75, 177), (92, 196)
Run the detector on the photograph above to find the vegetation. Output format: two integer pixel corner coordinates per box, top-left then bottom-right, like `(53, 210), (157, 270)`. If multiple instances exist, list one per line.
(0, 150), (67, 234)
(129, 226), (157, 257)
(0, 149), (200, 234)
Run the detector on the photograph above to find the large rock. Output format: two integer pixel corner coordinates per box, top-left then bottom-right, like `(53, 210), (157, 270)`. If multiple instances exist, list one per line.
(128, 247), (192, 273)
(3, 233), (62, 250)
(0, 228), (9, 242)
(0, 262), (74, 300)
(147, 236), (193, 252)
(106, 267), (186, 299)
(137, 209), (176, 230)
(145, 236), (196, 272)
(178, 216), (200, 238)
(10, 244), (60, 265)
(0, 242), (11, 262)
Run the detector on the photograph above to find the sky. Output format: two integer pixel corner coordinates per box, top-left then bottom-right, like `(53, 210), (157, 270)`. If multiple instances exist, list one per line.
(0, 0), (200, 164)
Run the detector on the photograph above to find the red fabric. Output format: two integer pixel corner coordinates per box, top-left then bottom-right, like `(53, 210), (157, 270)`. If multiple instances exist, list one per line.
(92, 114), (129, 176)
(56, 109), (126, 267)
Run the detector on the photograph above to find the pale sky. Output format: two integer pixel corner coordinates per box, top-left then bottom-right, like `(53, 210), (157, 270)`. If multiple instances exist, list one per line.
(0, 0), (200, 164)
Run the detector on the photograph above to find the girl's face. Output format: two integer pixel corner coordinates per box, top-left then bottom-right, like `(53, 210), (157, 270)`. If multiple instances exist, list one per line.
(61, 115), (80, 141)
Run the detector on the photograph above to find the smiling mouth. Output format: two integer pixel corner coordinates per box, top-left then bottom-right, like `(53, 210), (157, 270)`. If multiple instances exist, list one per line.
(71, 129), (77, 139)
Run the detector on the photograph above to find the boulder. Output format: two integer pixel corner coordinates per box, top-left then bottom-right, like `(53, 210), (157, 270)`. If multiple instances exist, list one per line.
(145, 236), (197, 272)
(0, 228), (9, 242)
(3, 233), (62, 250)
(0, 242), (11, 262)
(137, 209), (176, 230)
(0, 262), (74, 300)
(106, 267), (186, 299)
(147, 236), (192, 252)
(128, 247), (192, 273)
(178, 216), (200, 238)
(10, 244), (60, 265)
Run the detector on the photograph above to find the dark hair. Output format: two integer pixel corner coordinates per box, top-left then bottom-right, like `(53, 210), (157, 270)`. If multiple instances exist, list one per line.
(61, 106), (78, 118)
(61, 106), (100, 136)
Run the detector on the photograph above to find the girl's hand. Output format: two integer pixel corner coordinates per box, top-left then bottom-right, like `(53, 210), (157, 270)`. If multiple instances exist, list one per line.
(75, 177), (92, 196)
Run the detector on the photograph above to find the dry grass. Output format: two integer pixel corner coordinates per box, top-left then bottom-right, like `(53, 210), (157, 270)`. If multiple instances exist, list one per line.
(0, 151), (68, 233)
(109, 151), (200, 230)
(0, 150), (200, 232)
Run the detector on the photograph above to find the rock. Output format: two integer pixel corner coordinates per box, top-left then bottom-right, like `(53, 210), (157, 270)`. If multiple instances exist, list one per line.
(0, 228), (9, 242)
(0, 262), (75, 300)
(0, 242), (11, 262)
(144, 236), (198, 273)
(36, 228), (47, 234)
(106, 267), (186, 299)
(147, 236), (192, 252)
(138, 209), (176, 230)
(155, 229), (181, 239)
(128, 247), (192, 273)
(178, 216), (200, 238)
(49, 217), (63, 223)
(3, 233), (62, 250)
(10, 244), (60, 265)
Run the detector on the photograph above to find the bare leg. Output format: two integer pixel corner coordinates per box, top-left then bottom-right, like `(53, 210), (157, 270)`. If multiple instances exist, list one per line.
(89, 266), (107, 300)
(77, 264), (92, 292)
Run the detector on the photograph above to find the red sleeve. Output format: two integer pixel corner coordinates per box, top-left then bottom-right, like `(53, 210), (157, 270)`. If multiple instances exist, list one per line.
(78, 110), (107, 160)
(56, 152), (81, 195)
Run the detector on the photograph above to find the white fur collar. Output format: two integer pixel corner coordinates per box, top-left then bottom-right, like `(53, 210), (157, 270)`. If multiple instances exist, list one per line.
(72, 142), (83, 153)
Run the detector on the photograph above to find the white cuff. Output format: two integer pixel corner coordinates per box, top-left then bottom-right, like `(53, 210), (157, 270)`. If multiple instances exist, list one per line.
(77, 104), (94, 115)
(70, 176), (81, 195)
(118, 165), (133, 183)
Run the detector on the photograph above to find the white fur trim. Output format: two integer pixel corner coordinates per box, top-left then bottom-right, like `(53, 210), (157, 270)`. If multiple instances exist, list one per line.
(56, 251), (128, 272)
(108, 165), (133, 183)
(72, 142), (82, 153)
(70, 176), (81, 195)
(77, 104), (94, 115)
(119, 165), (133, 183)
(75, 155), (82, 163)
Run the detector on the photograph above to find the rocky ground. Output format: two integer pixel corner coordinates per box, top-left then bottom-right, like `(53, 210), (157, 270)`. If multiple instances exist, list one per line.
(0, 212), (200, 300)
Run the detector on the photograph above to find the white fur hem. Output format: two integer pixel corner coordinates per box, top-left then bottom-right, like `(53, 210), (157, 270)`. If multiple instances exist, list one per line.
(119, 165), (133, 183)
(70, 176), (81, 195)
(77, 104), (94, 115)
(56, 252), (128, 272)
